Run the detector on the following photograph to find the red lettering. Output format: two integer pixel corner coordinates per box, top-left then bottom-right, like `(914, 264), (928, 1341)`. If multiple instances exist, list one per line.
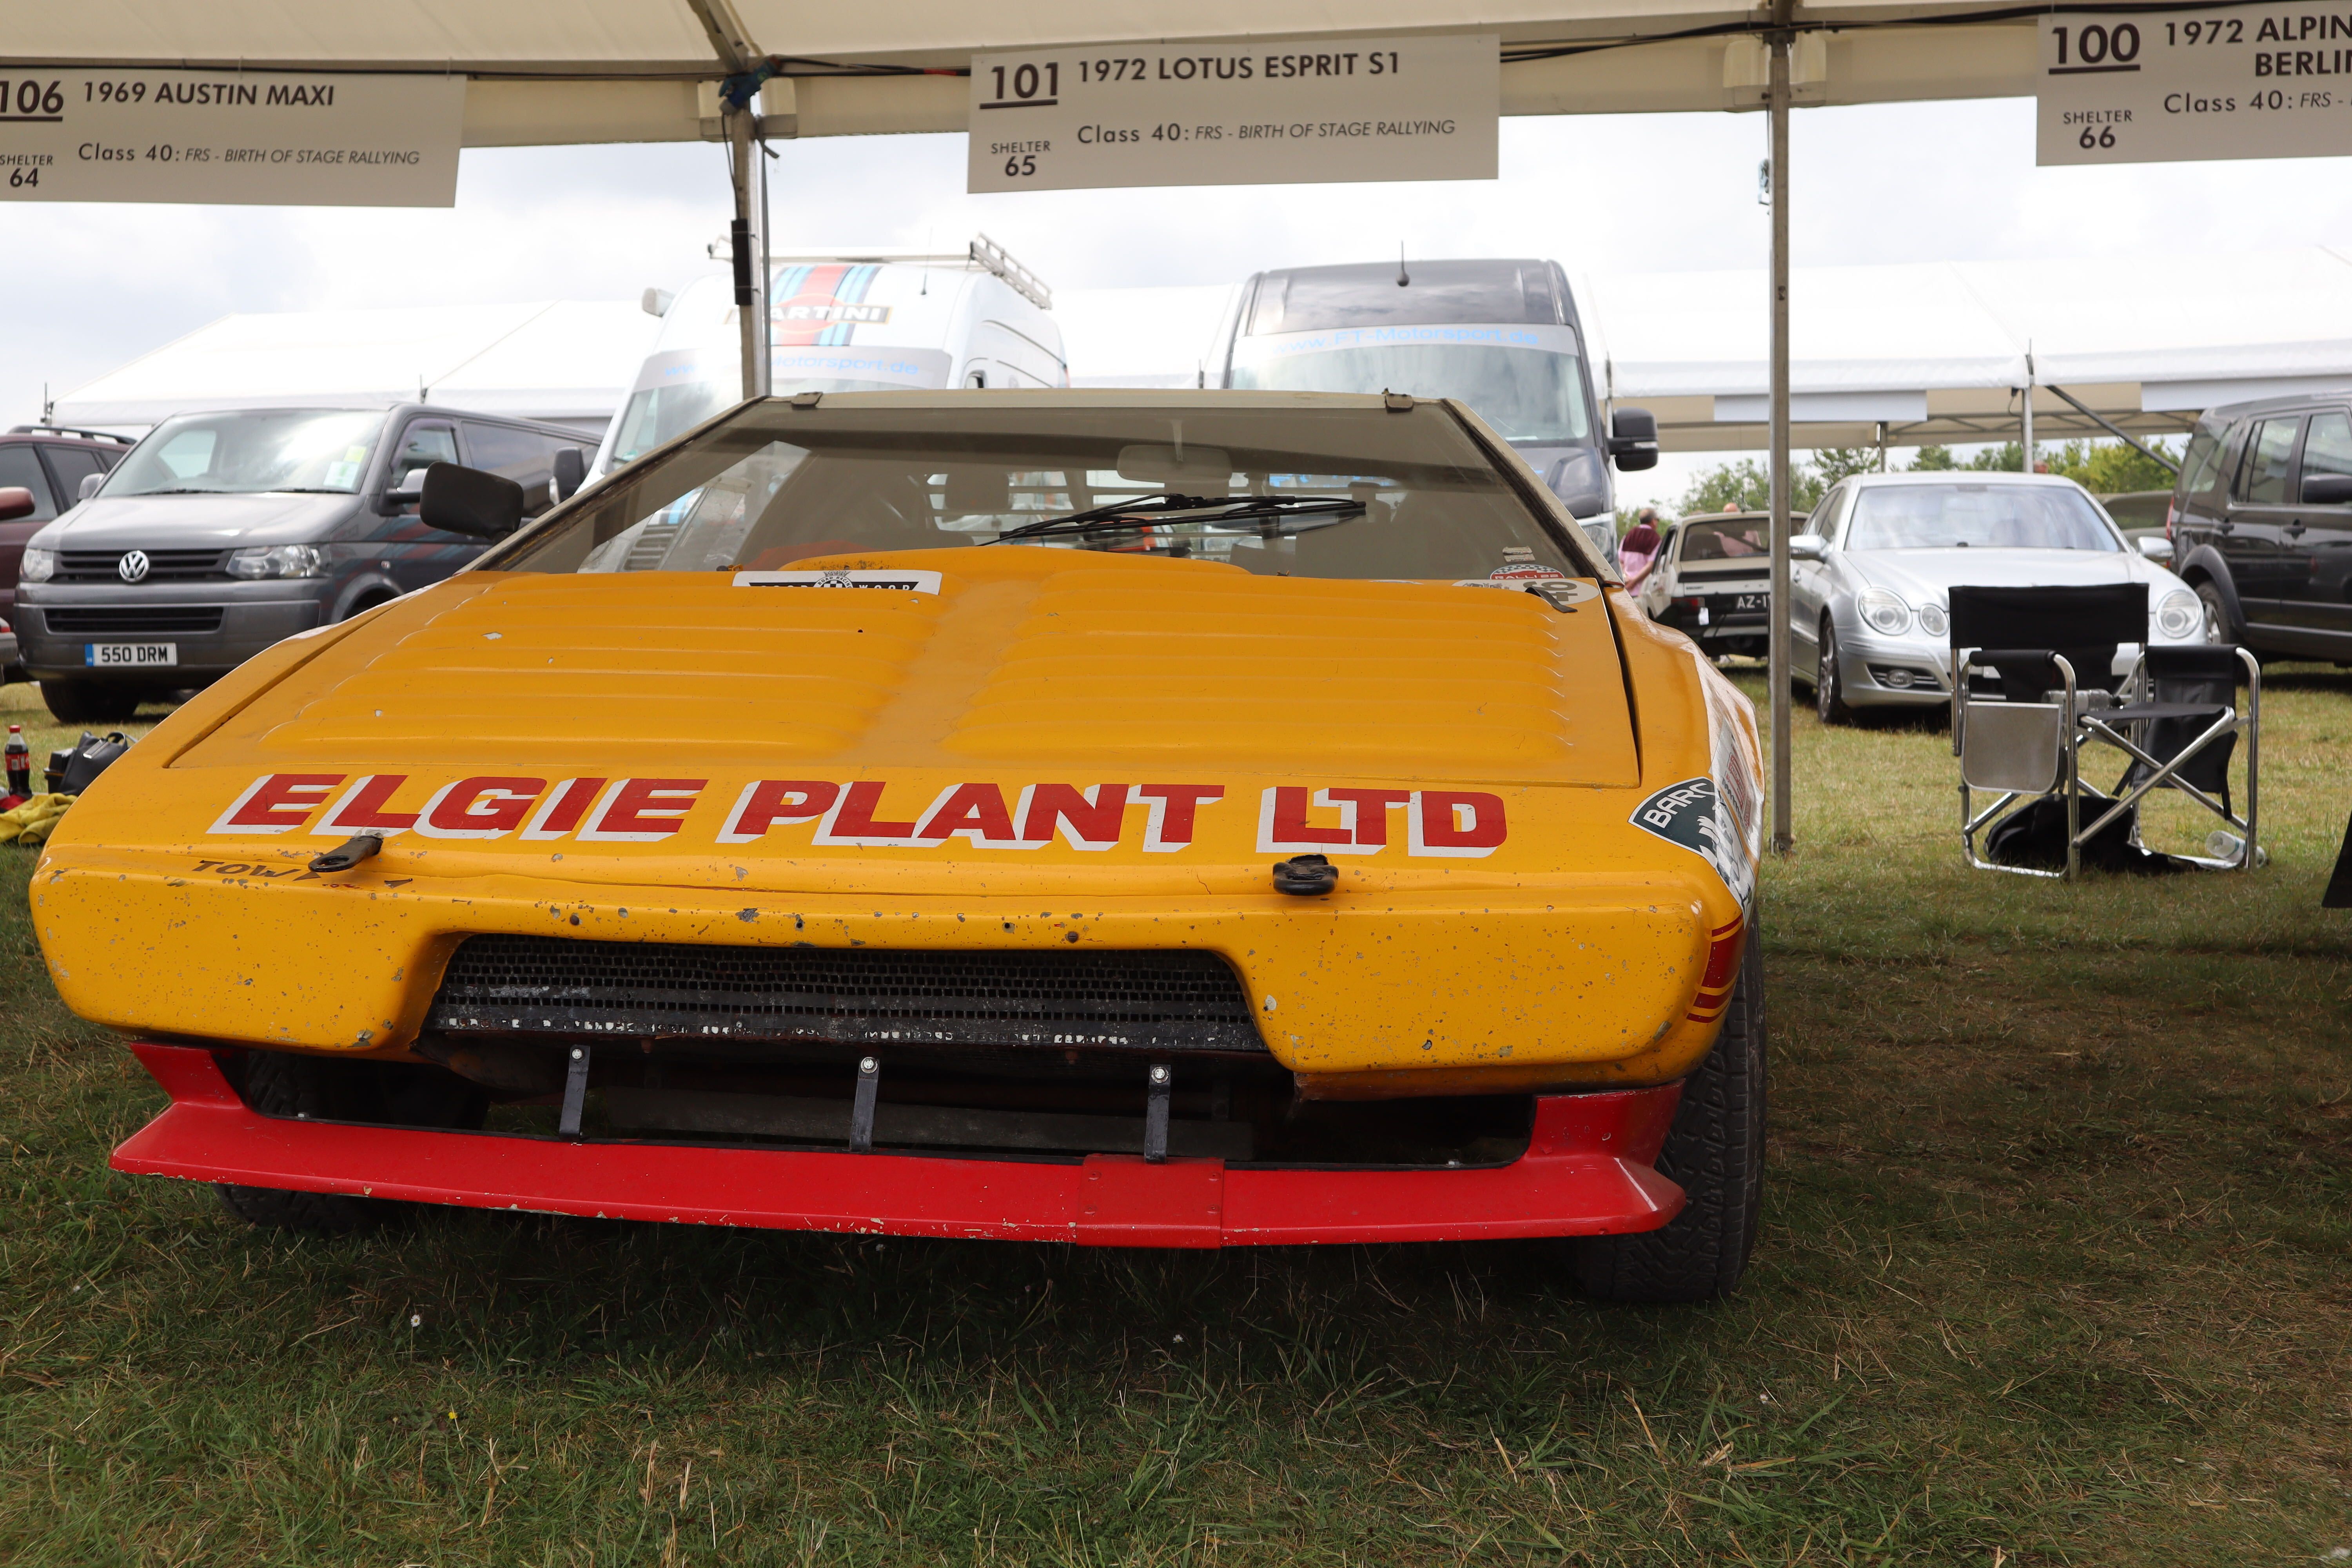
(1414, 790), (1507, 855)
(719, 779), (841, 843)
(1018, 783), (1129, 849)
(821, 780), (923, 843)
(1266, 785), (1352, 847)
(212, 772), (343, 835)
(579, 777), (705, 842)
(1325, 787), (1413, 847)
(519, 777), (608, 840)
(1135, 784), (1224, 852)
(917, 782), (1020, 844)
(417, 776), (545, 838)
(316, 774), (419, 835)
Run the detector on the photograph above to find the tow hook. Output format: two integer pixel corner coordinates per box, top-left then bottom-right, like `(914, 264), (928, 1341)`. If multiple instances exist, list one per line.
(1271, 853), (1338, 896)
(308, 834), (383, 874)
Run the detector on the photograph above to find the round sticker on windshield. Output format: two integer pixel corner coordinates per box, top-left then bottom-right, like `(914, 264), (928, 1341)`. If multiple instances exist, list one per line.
(1490, 565), (1570, 581)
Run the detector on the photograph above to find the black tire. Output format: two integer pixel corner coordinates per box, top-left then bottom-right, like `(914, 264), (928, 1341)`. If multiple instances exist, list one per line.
(1574, 937), (1767, 1303)
(215, 1051), (485, 1236)
(40, 678), (143, 726)
(1815, 619), (1856, 726)
(2194, 581), (2236, 646)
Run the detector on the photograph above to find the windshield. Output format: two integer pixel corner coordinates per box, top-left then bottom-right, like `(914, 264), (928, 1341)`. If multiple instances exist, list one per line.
(1230, 326), (1592, 446)
(105, 410), (383, 497)
(488, 397), (1597, 583)
(1679, 518), (1772, 561)
(1845, 484), (2122, 552)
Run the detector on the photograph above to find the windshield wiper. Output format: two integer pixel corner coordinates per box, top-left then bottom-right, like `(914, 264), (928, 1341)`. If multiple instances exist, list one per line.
(988, 491), (1367, 544)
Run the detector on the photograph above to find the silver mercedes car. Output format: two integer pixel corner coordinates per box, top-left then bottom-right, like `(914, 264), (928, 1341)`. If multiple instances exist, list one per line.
(1789, 471), (2205, 720)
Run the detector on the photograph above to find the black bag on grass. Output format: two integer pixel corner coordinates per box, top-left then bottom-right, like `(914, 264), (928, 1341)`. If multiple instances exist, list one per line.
(44, 731), (131, 796)
(1984, 791), (2189, 876)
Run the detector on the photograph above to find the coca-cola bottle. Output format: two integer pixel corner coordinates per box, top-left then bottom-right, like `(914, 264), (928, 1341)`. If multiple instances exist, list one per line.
(4, 724), (28, 798)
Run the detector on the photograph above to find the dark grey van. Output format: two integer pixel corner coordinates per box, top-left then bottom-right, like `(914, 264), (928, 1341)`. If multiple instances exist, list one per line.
(2167, 390), (2352, 660)
(16, 405), (588, 722)
(1210, 258), (1657, 568)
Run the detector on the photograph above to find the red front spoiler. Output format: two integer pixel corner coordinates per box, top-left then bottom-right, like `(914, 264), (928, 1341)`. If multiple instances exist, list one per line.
(113, 1044), (1686, 1247)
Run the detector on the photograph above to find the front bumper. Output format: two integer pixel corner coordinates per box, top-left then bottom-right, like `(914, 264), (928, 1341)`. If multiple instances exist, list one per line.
(114, 1042), (1687, 1247)
(17, 580), (328, 681)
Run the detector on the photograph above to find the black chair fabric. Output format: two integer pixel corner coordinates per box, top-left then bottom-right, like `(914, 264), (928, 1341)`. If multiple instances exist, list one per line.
(2114, 644), (2241, 812)
(1949, 583), (2149, 700)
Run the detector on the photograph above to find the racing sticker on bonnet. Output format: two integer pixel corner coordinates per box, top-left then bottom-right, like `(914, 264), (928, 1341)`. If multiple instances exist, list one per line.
(1629, 778), (1757, 909)
(733, 570), (943, 593)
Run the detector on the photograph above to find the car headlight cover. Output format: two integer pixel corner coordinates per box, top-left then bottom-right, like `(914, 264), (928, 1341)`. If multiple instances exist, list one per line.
(1855, 587), (1912, 637)
(2155, 588), (2201, 641)
(227, 543), (324, 579)
(1916, 601), (1948, 639)
(17, 546), (54, 584)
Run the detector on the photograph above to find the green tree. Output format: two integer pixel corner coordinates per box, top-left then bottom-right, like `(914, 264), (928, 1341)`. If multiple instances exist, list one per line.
(1813, 447), (1880, 486)
(1909, 445), (1959, 470)
(1675, 458), (1827, 518)
(1968, 440), (2025, 472)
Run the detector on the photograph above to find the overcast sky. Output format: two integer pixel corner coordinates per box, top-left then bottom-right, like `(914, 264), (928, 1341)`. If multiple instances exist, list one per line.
(7, 93), (2352, 510)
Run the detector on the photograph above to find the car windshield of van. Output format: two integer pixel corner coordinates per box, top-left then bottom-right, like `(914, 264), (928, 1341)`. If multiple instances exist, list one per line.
(1679, 518), (1771, 560)
(104, 410), (384, 497)
(1229, 333), (1592, 446)
(1845, 484), (2121, 551)
(485, 398), (1601, 583)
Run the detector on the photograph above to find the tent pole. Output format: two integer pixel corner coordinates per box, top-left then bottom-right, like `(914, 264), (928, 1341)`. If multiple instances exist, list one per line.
(1767, 14), (1794, 856)
(757, 124), (773, 397)
(728, 107), (760, 403)
(2020, 349), (2034, 470)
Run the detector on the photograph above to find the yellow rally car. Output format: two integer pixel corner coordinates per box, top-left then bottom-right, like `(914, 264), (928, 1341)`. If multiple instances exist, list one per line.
(33, 392), (1766, 1301)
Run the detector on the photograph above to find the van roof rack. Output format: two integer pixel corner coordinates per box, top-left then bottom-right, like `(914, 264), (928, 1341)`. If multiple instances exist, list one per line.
(10, 424), (134, 445)
(705, 234), (1052, 310)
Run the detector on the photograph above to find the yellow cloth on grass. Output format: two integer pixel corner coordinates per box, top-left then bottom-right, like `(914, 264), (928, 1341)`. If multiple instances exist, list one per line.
(0, 793), (75, 845)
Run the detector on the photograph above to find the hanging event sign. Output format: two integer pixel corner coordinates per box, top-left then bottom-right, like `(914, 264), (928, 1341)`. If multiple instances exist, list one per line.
(0, 70), (464, 205)
(966, 34), (1498, 192)
(2038, 5), (2352, 164)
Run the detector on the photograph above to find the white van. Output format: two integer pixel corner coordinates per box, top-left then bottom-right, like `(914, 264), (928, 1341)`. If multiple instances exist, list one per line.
(594, 237), (1065, 478)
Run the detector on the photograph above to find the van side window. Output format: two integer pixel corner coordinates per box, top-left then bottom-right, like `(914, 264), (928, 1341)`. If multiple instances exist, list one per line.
(391, 423), (459, 488)
(2235, 417), (2300, 505)
(461, 423), (571, 504)
(2176, 424), (2225, 499)
(0, 444), (58, 519)
(2302, 412), (2352, 495)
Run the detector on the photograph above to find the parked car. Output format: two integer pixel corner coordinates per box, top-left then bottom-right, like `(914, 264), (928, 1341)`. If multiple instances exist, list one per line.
(2166, 391), (2352, 660)
(1637, 510), (1802, 661)
(1789, 471), (2206, 721)
(595, 237), (1065, 483)
(1209, 258), (1658, 573)
(0, 614), (16, 674)
(14, 405), (590, 722)
(2099, 488), (2171, 544)
(0, 425), (132, 677)
(48, 389), (1767, 1303)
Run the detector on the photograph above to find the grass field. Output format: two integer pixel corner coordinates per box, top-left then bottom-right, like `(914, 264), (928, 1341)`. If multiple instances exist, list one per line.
(3, 668), (2349, 1566)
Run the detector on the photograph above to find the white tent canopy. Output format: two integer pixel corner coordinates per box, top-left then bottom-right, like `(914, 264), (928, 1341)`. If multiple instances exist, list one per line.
(50, 301), (658, 432)
(7, 2), (2040, 145)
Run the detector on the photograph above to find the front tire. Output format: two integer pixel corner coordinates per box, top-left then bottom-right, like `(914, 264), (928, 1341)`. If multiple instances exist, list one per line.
(1574, 937), (1767, 1303)
(2194, 581), (2236, 646)
(40, 678), (142, 726)
(214, 1051), (485, 1236)
(1815, 620), (1856, 726)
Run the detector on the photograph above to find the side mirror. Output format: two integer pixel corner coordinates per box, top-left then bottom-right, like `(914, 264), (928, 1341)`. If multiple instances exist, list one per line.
(0, 486), (34, 523)
(419, 462), (526, 539)
(550, 447), (587, 504)
(2300, 472), (2352, 505)
(2136, 534), (2176, 561)
(380, 466), (432, 512)
(1606, 407), (1660, 472)
(1789, 534), (1828, 561)
(77, 472), (105, 502)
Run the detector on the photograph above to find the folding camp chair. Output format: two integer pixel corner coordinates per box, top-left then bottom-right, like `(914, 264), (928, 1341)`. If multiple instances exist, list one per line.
(1950, 583), (2259, 880)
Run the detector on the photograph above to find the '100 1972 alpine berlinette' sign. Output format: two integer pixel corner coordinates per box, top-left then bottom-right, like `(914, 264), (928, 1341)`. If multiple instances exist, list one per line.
(966, 33), (1498, 192)
(2038, 5), (2352, 164)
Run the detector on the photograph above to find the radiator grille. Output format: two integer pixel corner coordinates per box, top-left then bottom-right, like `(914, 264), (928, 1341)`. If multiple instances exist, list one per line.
(56, 548), (227, 583)
(427, 936), (1266, 1053)
(45, 605), (225, 633)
